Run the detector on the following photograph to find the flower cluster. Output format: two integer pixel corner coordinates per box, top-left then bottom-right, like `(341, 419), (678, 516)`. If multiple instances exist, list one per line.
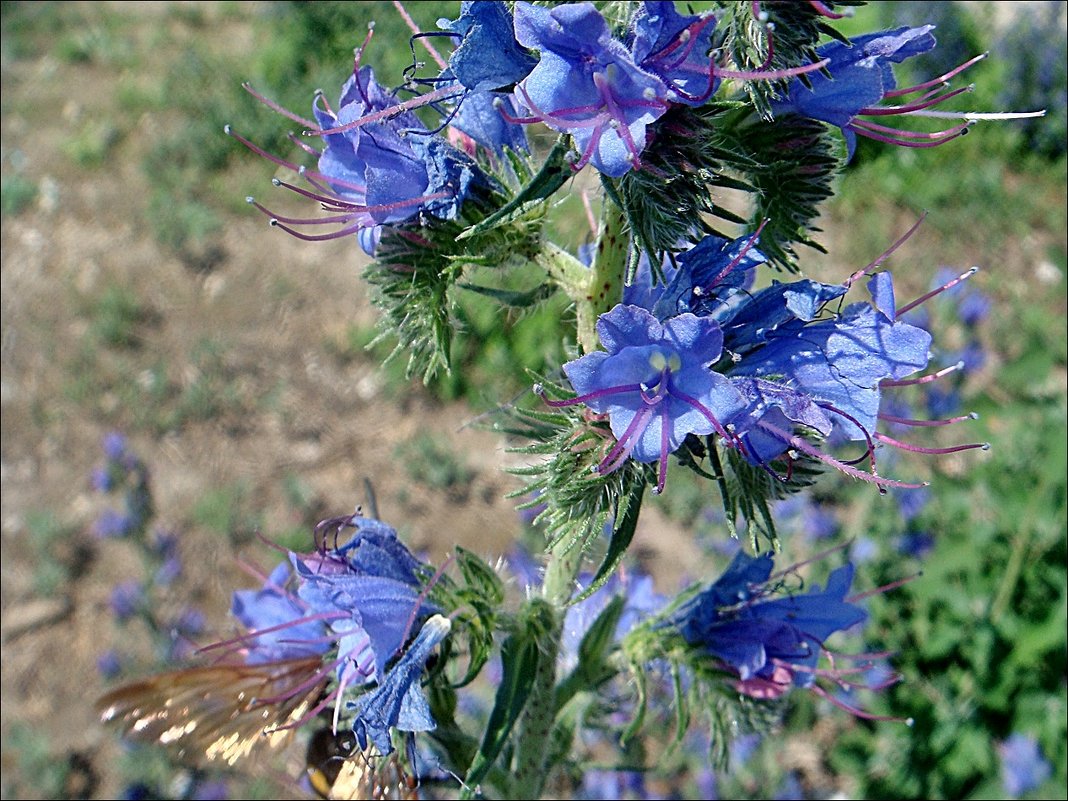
(666, 550), (881, 705)
(92, 432), (152, 539)
(544, 227), (988, 493)
(217, 513), (446, 750)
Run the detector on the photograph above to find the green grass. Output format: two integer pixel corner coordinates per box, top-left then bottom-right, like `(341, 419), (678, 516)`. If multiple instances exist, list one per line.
(0, 173), (37, 215)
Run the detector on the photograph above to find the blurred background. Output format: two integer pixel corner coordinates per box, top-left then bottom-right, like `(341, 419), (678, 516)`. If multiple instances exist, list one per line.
(1, 2), (1064, 798)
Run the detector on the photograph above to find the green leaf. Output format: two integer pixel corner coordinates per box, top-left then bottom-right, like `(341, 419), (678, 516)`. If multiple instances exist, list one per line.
(574, 475), (646, 604)
(553, 595), (626, 713)
(455, 546), (505, 606)
(461, 630), (542, 796)
(458, 138), (572, 240)
(457, 281), (555, 309)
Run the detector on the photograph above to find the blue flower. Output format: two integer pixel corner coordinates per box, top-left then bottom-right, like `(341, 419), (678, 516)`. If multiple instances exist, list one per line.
(630, 1), (719, 105)
(773, 495), (839, 540)
(103, 431), (129, 462)
(670, 551), (870, 697)
(999, 733), (1052, 797)
(720, 271), (977, 485)
(231, 561), (331, 664)
(511, 1), (670, 176)
(292, 516), (439, 686)
(109, 581), (145, 622)
(311, 66), (479, 225)
(94, 508), (137, 539)
(91, 466), (114, 493)
(580, 769), (650, 800)
(615, 228), (988, 488)
(450, 91), (530, 156)
(772, 26), (982, 158)
(561, 569), (663, 674)
(97, 650), (123, 679)
(895, 531), (934, 558)
(541, 303), (747, 492)
(438, 1), (537, 92)
(649, 232), (768, 322)
(234, 54), (487, 255)
(351, 615), (451, 755)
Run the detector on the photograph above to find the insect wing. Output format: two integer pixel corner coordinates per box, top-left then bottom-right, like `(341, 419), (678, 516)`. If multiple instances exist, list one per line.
(97, 656), (326, 766)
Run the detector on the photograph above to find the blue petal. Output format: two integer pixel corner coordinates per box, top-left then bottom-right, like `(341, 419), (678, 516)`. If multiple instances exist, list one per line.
(352, 616), (451, 755)
(595, 304), (664, 354)
(450, 91), (530, 155)
(440, 1), (537, 92)
(231, 561), (328, 663)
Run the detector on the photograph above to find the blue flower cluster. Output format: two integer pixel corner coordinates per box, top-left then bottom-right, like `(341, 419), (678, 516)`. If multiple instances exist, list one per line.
(92, 432), (152, 539)
(231, 0), (873, 248)
(545, 229), (987, 493)
(218, 513), (445, 754)
(670, 550), (867, 696)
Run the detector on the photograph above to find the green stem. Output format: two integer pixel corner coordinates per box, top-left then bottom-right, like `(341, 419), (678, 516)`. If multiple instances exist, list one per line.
(578, 198), (630, 353)
(534, 198), (630, 354)
(510, 537), (579, 799)
(510, 201), (630, 798)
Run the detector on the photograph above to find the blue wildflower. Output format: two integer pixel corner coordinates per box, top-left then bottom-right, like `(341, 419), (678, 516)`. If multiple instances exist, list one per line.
(561, 569), (664, 674)
(188, 511), (442, 735)
(730, 272), (932, 441)
(773, 495), (839, 540)
(292, 515), (439, 688)
(230, 560), (330, 664)
(580, 769), (650, 801)
(613, 223), (989, 489)
(450, 90), (530, 156)
(772, 26), (985, 158)
(895, 531), (935, 558)
(121, 782), (160, 801)
(97, 650), (123, 679)
(91, 466), (114, 493)
(999, 733), (1052, 797)
(103, 431), (128, 462)
(509, 1), (670, 176)
(649, 231), (768, 322)
(438, 1), (537, 92)
(351, 614), (451, 755)
(621, 248), (680, 312)
(728, 268), (991, 485)
(233, 40), (486, 255)
(538, 303), (747, 493)
(630, 1), (719, 105)
(670, 551), (896, 711)
(94, 508), (136, 539)
(109, 581), (145, 622)
(894, 485), (930, 523)
(190, 780), (229, 801)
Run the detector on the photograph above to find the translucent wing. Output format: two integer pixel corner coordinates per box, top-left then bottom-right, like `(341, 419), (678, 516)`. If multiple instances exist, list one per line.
(326, 753), (419, 801)
(97, 656), (326, 766)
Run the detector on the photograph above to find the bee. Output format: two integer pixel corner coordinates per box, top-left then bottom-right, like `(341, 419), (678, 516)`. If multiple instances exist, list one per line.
(304, 728), (419, 801)
(97, 658), (419, 800)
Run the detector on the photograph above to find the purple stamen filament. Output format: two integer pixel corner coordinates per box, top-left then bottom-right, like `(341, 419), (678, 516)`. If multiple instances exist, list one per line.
(897, 266), (979, 316)
(306, 84), (461, 137)
(755, 420), (927, 490)
(874, 431), (989, 455)
(881, 361), (964, 387)
(883, 52), (987, 98)
(845, 213), (927, 287)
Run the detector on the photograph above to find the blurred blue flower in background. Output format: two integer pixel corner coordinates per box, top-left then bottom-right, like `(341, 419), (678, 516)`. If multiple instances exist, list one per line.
(999, 733), (1052, 797)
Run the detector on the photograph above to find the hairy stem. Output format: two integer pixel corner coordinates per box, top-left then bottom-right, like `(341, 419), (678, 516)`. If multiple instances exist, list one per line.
(578, 198), (630, 352)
